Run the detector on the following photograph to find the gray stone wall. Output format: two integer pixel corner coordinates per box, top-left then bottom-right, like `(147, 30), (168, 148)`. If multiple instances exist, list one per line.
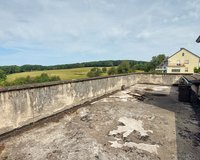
(0, 73), (184, 135)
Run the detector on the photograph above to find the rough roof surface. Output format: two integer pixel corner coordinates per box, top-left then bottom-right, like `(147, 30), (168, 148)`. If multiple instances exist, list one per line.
(0, 84), (199, 160)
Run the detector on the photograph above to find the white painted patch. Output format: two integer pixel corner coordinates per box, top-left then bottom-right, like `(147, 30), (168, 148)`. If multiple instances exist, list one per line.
(109, 117), (153, 137)
(125, 142), (159, 154)
(109, 117), (159, 155)
(109, 141), (159, 154)
(109, 141), (123, 148)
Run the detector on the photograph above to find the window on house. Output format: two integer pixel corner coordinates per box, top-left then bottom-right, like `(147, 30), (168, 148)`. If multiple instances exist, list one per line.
(185, 67), (188, 72)
(177, 60), (180, 66)
(182, 53), (184, 56)
(184, 60), (189, 64)
(172, 69), (180, 72)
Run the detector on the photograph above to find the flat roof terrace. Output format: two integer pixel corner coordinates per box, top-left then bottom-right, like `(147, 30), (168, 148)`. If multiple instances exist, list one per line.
(0, 84), (199, 160)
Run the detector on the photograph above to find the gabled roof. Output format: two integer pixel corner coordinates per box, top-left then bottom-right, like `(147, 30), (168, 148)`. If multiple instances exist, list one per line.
(168, 48), (200, 59)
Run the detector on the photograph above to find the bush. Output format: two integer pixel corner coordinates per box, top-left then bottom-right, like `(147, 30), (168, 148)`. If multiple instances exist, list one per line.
(117, 61), (130, 74)
(13, 76), (32, 85)
(107, 67), (117, 75)
(194, 67), (200, 73)
(102, 67), (107, 73)
(1, 73), (61, 86)
(87, 67), (102, 77)
(35, 73), (51, 83)
(0, 69), (7, 81)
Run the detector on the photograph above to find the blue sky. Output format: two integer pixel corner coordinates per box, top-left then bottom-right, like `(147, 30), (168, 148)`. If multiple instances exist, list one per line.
(0, 0), (199, 65)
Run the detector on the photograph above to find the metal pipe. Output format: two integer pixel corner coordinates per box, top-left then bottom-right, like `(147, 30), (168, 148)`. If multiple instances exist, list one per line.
(181, 76), (192, 85)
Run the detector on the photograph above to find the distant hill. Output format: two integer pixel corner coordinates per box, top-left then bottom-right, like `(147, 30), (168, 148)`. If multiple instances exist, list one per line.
(0, 60), (148, 74)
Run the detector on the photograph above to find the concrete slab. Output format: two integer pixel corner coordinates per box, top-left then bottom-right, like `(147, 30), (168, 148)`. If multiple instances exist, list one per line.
(0, 84), (199, 160)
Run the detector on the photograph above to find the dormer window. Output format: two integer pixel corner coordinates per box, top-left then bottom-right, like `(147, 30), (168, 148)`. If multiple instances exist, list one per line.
(182, 53), (184, 56)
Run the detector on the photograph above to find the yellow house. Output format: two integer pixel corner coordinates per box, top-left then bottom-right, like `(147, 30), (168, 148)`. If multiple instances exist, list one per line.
(167, 48), (200, 73)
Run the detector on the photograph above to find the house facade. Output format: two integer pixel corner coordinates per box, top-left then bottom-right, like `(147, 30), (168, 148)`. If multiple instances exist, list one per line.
(167, 48), (200, 73)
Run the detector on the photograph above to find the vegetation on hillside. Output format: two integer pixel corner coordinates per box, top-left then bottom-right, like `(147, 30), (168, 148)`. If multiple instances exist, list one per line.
(0, 60), (147, 74)
(0, 54), (166, 87)
(87, 68), (103, 77)
(6, 68), (91, 82)
(0, 68), (93, 87)
(86, 54), (166, 78)
(0, 70), (7, 81)
(1, 73), (60, 87)
(117, 61), (131, 74)
(107, 67), (117, 75)
(102, 67), (107, 73)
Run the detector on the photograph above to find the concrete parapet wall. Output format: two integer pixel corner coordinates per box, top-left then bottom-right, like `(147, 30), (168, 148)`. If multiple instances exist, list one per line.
(0, 73), (184, 135)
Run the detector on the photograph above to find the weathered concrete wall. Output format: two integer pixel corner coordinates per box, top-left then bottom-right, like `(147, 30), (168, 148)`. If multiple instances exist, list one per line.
(0, 73), (184, 135)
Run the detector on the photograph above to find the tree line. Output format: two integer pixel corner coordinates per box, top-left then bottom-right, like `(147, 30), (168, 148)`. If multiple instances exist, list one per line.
(0, 54), (166, 86)
(0, 60), (148, 75)
(87, 54), (166, 77)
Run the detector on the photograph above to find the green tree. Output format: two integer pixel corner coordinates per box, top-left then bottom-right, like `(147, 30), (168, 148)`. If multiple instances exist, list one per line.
(143, 54), (166, 72)
(194, 67), (200, 73)
(102, 67), (107, 73)
(150, 54), (166, 71)
(35, 73), (50, 82)
(194, 67), (198, 73)
(87, 68), (102, 77)
(12, 76), (31, 85)
(107, 67), (117, 75)
(0, 69), (7, 81)
(117, 61), (130, 74)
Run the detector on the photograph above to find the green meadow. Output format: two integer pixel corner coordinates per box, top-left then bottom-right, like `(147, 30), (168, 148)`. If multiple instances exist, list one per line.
(6, 67), (108, 82)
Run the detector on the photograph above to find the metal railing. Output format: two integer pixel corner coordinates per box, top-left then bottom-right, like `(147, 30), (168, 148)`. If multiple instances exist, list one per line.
(168, 63), (185, 67)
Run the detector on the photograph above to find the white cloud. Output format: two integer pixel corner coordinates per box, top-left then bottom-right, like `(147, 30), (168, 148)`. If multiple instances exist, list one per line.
(0, 0), (199, 65)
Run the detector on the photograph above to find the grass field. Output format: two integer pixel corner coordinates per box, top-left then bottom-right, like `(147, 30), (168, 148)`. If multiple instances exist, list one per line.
(6, 67), (108, 82)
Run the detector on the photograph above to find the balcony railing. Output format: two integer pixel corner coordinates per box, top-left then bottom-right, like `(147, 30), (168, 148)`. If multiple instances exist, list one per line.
(168, 63), (185, 67)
